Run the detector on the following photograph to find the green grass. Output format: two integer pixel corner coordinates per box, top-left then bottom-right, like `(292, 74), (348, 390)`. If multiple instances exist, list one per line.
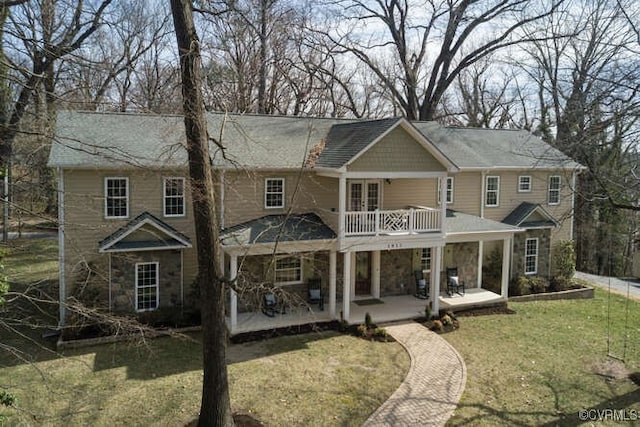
(2, 238), (58, 286)
(3, 238), (640, 425)
(445, 289), (640, 426)
(0, 331), (409, 426)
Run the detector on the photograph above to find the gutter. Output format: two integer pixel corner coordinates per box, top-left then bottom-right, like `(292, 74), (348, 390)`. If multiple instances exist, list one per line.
(57, 167), (66, 328)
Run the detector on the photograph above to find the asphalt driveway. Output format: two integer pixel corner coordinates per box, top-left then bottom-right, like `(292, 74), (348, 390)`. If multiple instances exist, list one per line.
(575, 271), (640, 301)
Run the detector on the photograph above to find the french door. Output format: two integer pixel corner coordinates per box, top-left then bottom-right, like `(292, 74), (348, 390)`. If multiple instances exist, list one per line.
(349, 180), (380, 212)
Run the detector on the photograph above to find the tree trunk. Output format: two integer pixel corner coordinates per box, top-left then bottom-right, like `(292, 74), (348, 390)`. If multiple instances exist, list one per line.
(169, 1), (234, 426)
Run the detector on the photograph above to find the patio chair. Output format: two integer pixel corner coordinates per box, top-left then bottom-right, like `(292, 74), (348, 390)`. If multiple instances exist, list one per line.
(445, 267), (465, 297)
(262, 292), (286, 317)
(414, 270), (429, 299)
(307, 278), (324, 311)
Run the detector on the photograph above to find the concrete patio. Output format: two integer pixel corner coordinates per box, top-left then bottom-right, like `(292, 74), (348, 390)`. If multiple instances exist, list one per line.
(227, 290), (504, 335)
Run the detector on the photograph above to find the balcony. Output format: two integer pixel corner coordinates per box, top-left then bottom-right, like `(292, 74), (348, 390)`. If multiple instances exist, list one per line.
(344, 207), (441, 236)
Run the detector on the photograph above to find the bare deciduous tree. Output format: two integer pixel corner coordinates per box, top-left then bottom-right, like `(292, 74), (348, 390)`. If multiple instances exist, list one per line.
(170, 0), (234, 425)
(318, 0), (566, 120)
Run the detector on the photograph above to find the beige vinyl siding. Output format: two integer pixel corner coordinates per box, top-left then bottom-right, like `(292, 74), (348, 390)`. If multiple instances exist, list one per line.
(62, 168), (197, 298)
(347, 127), (447, 172)
(448, 172), (482, 216)
(477, 170), (574, 243)
(222, 170), (338, 227)
(381, 178), (438, 210)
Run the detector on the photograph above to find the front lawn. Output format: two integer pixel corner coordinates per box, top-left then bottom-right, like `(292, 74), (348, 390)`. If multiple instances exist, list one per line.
(445, 289), (640, 426)
(0, 331), (408, 425)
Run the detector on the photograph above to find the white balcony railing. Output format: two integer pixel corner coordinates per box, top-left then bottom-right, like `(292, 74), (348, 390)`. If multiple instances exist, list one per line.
(344, 208), (441, 236)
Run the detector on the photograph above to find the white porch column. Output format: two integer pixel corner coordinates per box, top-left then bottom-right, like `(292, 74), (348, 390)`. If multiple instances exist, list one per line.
(440, 174), (447, 230)
(329, 250), (337, 317)
(338, 175), (346, 240)
(477, 241), (484, 288)
(501, 238), (511, 299)
(342, 251), (351, 322)
(229, 254), (238, 332)
(431, 246), (442, 314)
(372, 250), (381, 299)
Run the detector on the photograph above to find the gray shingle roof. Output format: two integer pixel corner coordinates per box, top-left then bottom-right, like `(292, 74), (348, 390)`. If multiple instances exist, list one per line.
(315, 118), (401, 168)
(414, 124), (583, 170)
(502, 202), (558, 228)
(445, 210), (521, 235)
(49, 111), (582, 171)
(220, 213), (336, 246)
(99, 211), (192, 252)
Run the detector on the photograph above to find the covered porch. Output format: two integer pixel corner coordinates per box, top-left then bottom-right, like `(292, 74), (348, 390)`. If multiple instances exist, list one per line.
(226, 294), (429, 334)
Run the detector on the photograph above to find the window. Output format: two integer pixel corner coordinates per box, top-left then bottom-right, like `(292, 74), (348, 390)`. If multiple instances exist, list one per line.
(518, 176), (532, 193)
(105, 177), (128, 218)
(485, 176), (500, 207)
(164, 177), (185, 217)
(548, 175), (561, 205)
(524, 238), (538, 275)
(438, 177), (454, 204)
(420, 248), (432, 272)
(274, 255), (302, 284)
(265, 178), (285, 209)
(135, 262), (159, 311)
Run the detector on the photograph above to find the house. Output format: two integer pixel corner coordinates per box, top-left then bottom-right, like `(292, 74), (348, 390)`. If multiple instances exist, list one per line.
(48, 111), (583, 334)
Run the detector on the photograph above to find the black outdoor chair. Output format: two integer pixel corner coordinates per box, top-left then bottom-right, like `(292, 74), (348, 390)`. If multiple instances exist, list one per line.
(445, 267), (465, 297)
(262, 292), (286, 317)
(414, 270), (429, 299)
(307, 278), (324, 311)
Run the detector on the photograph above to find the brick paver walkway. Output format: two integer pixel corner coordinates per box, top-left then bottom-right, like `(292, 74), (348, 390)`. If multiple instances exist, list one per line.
(363, 322), (467, 427)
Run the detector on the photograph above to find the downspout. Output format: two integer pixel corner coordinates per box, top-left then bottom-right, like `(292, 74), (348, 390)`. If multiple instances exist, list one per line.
(480, 170), (486, 218)
(570, 170), (577, 241)
(219, 170), (225, 229)
(57, 167), (66, 328)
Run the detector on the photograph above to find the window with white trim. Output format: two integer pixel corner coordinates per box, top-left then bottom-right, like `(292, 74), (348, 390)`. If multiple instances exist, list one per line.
(274, 255), (302, 284)
(524, 238), (539, 275)
(548, 175), (561, 205)
(437, 177), (454, 204)
(518, 175), (532, 193)
(420, 248), (432, 272)
(164, 177), (185, 217)
(105, 177), (129, 218)
(265, 178), (285, 209)
(485, 176), (500, 207)
(135, 262), (159, 311)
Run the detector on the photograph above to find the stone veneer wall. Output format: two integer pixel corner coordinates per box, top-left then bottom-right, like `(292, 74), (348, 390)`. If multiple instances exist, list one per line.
(110, 250), (183, 312)
(380, 249), (414, 296)
(234, 251), (343, 313)
(512, 229), (552, 279)
(442, 242), (479, 288)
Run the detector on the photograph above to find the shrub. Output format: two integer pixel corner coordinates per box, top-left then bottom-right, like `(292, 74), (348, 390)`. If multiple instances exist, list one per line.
(373, 327), (388, 338)
(441, 314), (453, 326)
(482, 247), (503, 293)
(552, 240), (576, 280)
(364, 312), (373, 329)
(431, 319), (443, 332)
(513, 275), (550, 295)
(550, 275), (574, 292)
(357, 324), (368, 337)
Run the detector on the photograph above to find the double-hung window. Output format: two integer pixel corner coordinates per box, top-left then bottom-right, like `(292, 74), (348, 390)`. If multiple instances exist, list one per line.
(274, 255), (302, 284)
(265, 178), (285, 209)
(420, 248), (432, 272)
(524, 238), (539, 275)
(518, 176), (532, 193)
(548, 175), (561, 205)
(105, 177), (129, 218)
(164, 177), (185, 217)
(437, 177), (454, 204)
(135, 262), (159, 311)
(485, 176), (500, 207)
